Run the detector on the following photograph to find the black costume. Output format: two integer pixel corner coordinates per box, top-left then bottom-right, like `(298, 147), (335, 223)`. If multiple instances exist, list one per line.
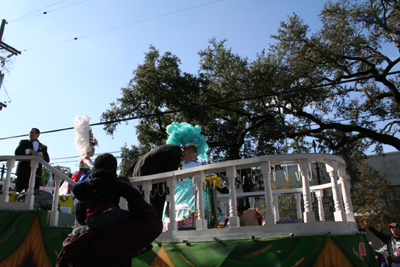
(56, 196), (162, 267)
(14, 139), (50, 192)
(72, 169), (143, 229)
(129, 144), (182, 219)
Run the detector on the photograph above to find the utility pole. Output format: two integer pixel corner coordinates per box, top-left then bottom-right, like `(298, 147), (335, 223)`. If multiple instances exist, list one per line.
(0, 19), (21, 111)
(0, 19), (21, 56)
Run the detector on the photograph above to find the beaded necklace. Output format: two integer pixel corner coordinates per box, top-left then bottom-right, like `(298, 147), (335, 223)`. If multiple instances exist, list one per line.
(179, 145), (185, 169)
(392, 236), (400, 254)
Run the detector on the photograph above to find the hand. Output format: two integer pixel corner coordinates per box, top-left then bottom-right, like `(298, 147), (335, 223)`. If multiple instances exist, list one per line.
(395, 251), (399, 257)
(81, 153), (91, 160)
(80, 154), (94, 167)
(30, 149), (38, 156)
(80, 154), (90, 164)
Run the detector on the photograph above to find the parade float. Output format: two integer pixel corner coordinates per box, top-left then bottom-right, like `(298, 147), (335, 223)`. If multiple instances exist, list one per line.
(0, 152), (377, 266)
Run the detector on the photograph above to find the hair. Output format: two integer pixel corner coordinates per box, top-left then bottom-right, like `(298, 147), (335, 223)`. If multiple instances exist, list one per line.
(185, 143), (198, 156)
(165, 122), (209, 159)
(94, 153), (117, 172)
(31, 128), (40, 134)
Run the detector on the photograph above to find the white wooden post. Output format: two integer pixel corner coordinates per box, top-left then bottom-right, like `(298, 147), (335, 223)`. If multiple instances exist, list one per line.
(315, 189), (325, 222)
(250, 197), (255, 209)
(325, 160), (345, 222)
(261, 161), (275, 225)
(142, 181), (152, 204)
(294, 193), (302, 221)
(194, 171), (207, 230)
(49, 174), (61, 226)
(338, 165), (355, 222)
(273, 194), (279, 222)
(26, 159), (38, 210)
(167, 176), (178, 231)
(298, 159), (315, 223)
(0, 159), (15, 203)
(226, 166), (240, 228)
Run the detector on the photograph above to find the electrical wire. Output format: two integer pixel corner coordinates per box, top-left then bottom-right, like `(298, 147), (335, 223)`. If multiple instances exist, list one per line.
(1, 84), (12, 103)
(21, 0), (224, 52)
(0, 70), (399, 141)
(9, 1), (92, 23)
(51, 150), (122, 161)
(8, 0), (67, 23)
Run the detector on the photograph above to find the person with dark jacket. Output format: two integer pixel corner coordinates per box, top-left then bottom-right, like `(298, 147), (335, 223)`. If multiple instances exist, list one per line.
(363, 220), (400, 266)
(72, 153), (141, 229)
(57, 153), (162, 266)
(56, 194), (162, 267)
(14, 128), (50, 192)
(129, 144), (198, 219)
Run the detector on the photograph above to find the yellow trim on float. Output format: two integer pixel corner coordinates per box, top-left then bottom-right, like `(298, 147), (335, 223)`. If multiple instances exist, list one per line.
(151, 245), (175, 267)
(314, 238), (353, 267)
(0, 217), (51, 267)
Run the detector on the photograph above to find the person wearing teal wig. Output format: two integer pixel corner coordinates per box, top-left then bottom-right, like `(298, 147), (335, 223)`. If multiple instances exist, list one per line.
(166, 122), (208, 160)
(129, 122), (208, 219)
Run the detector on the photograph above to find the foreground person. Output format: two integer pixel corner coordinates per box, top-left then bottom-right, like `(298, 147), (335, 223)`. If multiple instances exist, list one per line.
(363, 220), (400, 267)
(56, 154), (162, 267)
(72, 153), (138, 229)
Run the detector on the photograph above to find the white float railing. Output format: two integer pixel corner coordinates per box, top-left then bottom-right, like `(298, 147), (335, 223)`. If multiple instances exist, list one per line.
(217, 183), (340, 223)
(0, 155), (76, 226)
(0, 153), (356, 240)
(129, 153), (356, 237)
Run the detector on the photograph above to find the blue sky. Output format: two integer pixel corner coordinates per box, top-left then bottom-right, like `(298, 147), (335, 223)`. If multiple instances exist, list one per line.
(1, 0), (392, 174)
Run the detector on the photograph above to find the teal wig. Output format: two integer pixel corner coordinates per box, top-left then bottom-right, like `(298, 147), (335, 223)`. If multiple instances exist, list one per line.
(166, 122), (209, 159)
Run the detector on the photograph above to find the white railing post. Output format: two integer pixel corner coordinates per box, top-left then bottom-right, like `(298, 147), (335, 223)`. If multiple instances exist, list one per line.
(0, 156), (75, 212)
(142, 181), (152, 204)
(261, 161), (275, 225)
(298, 159), (315, 223)
(49, 174), (61, 226)
(26, 159), (38, 210)
(338, 165), (355, 222)
(194, 171), (207, 230)
(226, 166), (240, 228)
(167, 176), (177, 231)
(325, 160), (345, 222)
(0, 159), (15, 203)
(273, 194), (279, 222)
(315, 189), (325, 221)
(250, 197), (255, 209)
(294, 193), (302, 221)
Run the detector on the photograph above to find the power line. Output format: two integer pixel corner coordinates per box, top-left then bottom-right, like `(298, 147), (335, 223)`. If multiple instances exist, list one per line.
(32, 114), (400, 163)
(0, 70), (399, 141)
(21, 0), (224, 52)
(51, 151), (123, 165)
(11, 0), (91, 23)
(8, 0), (67, 22)
(51, 150), (122, 161)
(1, 84), (12, 103)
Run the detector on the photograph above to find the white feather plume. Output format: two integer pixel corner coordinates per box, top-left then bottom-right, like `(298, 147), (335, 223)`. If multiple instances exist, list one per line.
(74, 115), (92, 154)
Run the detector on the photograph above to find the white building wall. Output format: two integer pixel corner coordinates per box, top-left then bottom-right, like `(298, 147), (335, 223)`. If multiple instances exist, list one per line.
(365, 151), (400, 186)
